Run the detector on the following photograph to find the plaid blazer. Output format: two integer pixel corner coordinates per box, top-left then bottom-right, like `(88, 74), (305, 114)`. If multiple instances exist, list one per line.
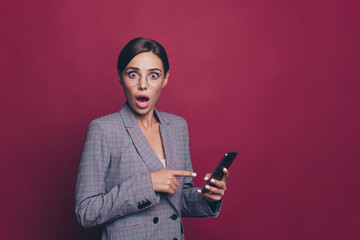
(75, 102), (221, 240)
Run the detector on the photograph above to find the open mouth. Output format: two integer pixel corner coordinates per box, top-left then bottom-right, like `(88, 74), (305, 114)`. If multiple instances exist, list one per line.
(136, 95), (149, 102)
(135, 95), (150, 108)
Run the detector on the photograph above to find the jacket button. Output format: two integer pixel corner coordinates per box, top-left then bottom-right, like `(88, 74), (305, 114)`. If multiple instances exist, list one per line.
(153, 217), (159, 224)
(170, 214), (178, 221)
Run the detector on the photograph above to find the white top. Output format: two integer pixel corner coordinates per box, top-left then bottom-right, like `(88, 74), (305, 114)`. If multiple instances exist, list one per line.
(159, 159), (166, 168)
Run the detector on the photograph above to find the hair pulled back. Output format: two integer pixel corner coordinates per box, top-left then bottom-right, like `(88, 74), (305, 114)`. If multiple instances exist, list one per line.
(117, 37), (169, 75)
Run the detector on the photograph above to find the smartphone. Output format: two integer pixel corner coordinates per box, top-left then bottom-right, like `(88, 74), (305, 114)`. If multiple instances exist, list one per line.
(201, 151), (238, 193)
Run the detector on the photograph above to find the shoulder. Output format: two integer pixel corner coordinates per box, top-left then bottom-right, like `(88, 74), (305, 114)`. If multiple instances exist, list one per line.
(157, 111), (188, 129)
(88, 111), (124, 132)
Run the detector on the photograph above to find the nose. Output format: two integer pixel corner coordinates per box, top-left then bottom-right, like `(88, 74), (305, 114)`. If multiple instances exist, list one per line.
(138, 76), (147, 90)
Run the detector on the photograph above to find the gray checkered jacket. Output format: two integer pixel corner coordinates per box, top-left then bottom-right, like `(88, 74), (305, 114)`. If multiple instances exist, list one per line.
(75, 102), (221, 240)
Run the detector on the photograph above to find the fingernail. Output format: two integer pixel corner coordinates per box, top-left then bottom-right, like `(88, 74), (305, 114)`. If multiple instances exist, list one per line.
(192, 173), (197, 177)
(204, 176), (209, 181)
(210, 179), (215, 183)
(197, 189), (202, 193)
(205, 185), (210, 189)
(223, 168), (228, 172)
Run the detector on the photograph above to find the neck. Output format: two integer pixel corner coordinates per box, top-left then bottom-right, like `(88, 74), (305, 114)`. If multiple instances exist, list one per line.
(132, 109), (159, 129)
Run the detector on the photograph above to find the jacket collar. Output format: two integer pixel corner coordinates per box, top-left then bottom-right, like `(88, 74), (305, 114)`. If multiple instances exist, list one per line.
(120, 101), (170, 128)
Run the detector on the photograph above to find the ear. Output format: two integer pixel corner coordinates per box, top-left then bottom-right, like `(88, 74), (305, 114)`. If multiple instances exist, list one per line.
(118, 73), (124, 86)
(161, 71), (169, 88)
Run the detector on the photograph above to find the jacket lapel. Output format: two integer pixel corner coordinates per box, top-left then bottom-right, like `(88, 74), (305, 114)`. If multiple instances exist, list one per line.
(157, 115), (175, 170)
(119, 102), (180, 213)
(156, 109), (180, 212)
(119, 102), (164, 172)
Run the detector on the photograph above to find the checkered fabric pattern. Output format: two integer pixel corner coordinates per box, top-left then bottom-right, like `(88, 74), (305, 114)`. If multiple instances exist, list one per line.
(75, 102), (221, 240)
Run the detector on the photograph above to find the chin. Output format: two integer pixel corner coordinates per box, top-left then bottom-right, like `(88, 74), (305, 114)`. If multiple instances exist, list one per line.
(129, 101), (154, 116)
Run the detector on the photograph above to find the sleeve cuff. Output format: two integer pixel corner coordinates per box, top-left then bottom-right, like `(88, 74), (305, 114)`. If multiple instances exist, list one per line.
(206, 198), (222, 216)
(133, 172), (160, 211)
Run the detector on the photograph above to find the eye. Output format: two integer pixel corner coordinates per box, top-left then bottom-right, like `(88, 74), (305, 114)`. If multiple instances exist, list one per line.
(127, 71), (139, 79)
(148, 72), (160, 80)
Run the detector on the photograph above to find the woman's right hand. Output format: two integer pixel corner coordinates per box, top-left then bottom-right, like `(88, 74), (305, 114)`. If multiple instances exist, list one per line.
(151, 170), (196, 194)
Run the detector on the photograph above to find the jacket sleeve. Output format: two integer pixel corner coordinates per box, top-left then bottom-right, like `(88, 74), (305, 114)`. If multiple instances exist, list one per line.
(180, 121), (222, 218)
(75, 120), (160, 228)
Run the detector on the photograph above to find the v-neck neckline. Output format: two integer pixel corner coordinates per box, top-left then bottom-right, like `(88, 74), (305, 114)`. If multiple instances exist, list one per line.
(120, 102), (175, 170)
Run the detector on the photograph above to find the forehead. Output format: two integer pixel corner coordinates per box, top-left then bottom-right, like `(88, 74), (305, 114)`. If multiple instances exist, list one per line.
(126, 52), (163, 71)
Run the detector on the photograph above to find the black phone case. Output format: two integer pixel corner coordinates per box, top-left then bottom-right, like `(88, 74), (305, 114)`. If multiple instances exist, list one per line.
(201, 151), (237, 193)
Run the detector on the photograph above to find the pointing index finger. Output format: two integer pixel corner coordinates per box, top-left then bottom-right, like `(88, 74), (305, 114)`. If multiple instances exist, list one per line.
(172, 170), (197, 177)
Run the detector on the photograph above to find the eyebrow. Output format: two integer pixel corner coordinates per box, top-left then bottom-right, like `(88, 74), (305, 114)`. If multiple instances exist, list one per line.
(148, 68), (163, 72)
(125, 67), (163, 72)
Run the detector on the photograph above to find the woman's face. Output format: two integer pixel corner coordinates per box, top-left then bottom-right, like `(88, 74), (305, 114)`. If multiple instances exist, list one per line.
(120, 51), (168, 117)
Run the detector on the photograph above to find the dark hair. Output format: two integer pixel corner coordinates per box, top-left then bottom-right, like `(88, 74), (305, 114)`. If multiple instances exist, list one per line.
(117, 37), (170, 75)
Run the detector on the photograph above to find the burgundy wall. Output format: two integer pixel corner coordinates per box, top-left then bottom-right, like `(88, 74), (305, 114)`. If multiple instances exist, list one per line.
(1, 0), (359, 239)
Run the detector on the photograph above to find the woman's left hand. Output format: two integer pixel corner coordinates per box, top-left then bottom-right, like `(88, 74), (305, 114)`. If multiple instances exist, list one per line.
(198, 168), (229, 202)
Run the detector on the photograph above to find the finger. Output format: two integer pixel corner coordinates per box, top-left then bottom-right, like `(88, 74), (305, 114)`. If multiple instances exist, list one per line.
(167, 187), (175, 195)
(160, 183), (174, 194)
(203, 184), (224, 196)
(172, 170), (197, 177)
(197, 190), (222, 202)
(166, 173), (179, 187)
(203, 173), (212, 181)
(170, 182), (178, 192)
(209, 178), (226, 190)
(222, 167), (230, 182)
(165, 179), (178, 191)
(163, 183), (177, 194)
(171, 176), (180, 187)
(204, 193), (222, 202)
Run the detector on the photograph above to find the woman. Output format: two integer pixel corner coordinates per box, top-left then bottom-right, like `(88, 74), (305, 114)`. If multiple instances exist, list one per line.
(75, 37), (229, 240)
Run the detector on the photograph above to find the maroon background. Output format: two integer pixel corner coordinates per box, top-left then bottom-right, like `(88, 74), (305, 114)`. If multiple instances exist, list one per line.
(1, 0), (359, 239)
